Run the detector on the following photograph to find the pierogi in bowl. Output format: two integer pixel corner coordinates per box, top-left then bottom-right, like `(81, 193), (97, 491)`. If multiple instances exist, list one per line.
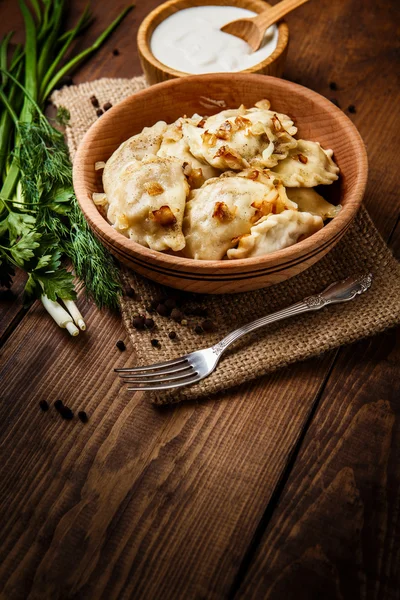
(95, 99), (341, 261)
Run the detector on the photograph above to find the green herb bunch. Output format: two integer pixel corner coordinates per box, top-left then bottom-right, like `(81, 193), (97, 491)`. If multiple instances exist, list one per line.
(0, 0), (133, 310)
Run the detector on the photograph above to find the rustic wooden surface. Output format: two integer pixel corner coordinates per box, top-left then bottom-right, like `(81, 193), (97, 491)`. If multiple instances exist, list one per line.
(0, 1), (399, 599)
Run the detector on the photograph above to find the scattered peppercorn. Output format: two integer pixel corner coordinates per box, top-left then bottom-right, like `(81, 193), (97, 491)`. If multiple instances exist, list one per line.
(112, 48), (120, 56)
(171, 308), (183, 322)
(116, 340), (126, 351)
(202, 319), (215, 332)
(168, 331), (177, 339)
(329, 81), (338, 91)
(150, 298), (160, 310)
(90, 95), (100, 107)
(78, 411), (89, 423)
(39, 400), (49, 412)
(181, 319), (188, 326)
(54, 399), (64, 412)
(330, 98), (341, 108)
(144, 318), (155, 329)
(151, 338), (160, 347)
(164, 297), (176, 310)
(195, 325), (203, 334)
(348, 104), (357, 114)
(96, 108), (103, 117)
(132, 315), (146, 330)
(60, 406), (74, 420)
(124, 286), (136, 298)
(103, 102), (113, 111)
(156, 303), (170, 317)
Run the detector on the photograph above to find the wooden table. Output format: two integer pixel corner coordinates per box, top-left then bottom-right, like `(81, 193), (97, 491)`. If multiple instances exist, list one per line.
(1, 1), (399, 598)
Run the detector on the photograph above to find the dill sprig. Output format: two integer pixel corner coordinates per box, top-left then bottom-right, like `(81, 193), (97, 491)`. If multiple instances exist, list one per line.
(15, 108), (122, 308)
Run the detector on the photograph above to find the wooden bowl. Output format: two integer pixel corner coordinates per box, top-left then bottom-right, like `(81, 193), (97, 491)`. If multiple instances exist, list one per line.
(73, 74), (368, 294)
(137, 0), (289, 85)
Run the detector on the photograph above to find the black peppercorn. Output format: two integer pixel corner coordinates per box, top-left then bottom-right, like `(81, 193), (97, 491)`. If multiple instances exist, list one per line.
(124, 286), (136, 298)
(144, 318), (155, 329)
(171, 308), (183, 322)
(156, 303), (170, 317)
(168, 331), (177, 339)
(151, 338), (160, 347)
(54, 399), (63, 412)
(103, 102), (113, 111)
(348, 104), (357, 114)
(116, 340), (126, 351)
(90, 95), (99, 107)
(329, 81), (338, 91)
(60, 406), (74, 420)
(202, 319), (214, 332)
(39, 400), (49, 412)
(96, 108), (103, 117)
(132, 315), (145, 330)
(195, 325), (203, 334)
(78, 411), (89, 423)
(112, 48), (120, 56)
(164, 297), (176, 310)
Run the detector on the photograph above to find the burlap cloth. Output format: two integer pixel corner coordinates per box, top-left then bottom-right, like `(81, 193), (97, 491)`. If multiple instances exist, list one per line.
(52, 76), (400, 405)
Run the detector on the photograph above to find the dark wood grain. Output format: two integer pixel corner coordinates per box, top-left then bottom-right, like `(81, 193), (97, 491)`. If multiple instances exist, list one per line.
(0, 0), (399, 598)
(0, 271), (27, 345)
(237, 328), (400, 599)
(0, 309), (335, 598)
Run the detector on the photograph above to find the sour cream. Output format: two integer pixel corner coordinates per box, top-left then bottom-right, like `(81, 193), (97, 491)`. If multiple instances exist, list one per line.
(150, 6), (279, 74)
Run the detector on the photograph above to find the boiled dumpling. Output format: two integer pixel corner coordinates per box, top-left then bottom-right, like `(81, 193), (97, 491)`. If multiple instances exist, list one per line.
(270, 140), (339, 187)
(227, 210), (323, 259)
(157, 119), (219, 188)
(286, 188), (341, 219)
(182, 101), (298, 172)
(182, 172), (294, 260)
(103, 121), (167, 191)
(105, 156), (189, 252)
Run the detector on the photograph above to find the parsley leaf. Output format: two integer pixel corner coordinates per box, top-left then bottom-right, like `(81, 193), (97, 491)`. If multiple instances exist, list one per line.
(10, 230), (41, 267)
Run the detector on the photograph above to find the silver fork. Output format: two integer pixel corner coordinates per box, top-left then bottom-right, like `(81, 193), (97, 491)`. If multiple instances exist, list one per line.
(116, 273), (372, 392)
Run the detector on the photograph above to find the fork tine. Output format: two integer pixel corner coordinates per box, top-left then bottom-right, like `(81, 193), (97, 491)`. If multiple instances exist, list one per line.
(121, 368), (196, 385)
(118, 364), (193, 379)
(115, 356), (189, 373)
(127, 374), (201, 391)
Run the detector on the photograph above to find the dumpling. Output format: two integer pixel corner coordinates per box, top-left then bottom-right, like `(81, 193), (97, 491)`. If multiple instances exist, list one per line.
(105, 156), (189, 252)
(157, 119), (219, 188)
(227, 210), (323, 259)
(103, 121), (167, 191)
(182, 172), (294, 260)
(182, 100), (298, 171)
(270, 140), (339, 187)
(286, 187), (341, 219)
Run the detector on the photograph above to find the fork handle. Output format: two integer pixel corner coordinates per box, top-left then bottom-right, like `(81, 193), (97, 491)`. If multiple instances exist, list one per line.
(213, 274), (372, 354)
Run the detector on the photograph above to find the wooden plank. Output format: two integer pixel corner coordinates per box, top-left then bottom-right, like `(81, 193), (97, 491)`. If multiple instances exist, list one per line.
(0, 270), (27, 346)
(236, 325), (400, 599)
(0, 291), (337, 598)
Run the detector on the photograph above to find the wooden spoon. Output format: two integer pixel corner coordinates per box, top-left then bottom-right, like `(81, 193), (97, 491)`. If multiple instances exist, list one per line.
(221, 0), (310, 52)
